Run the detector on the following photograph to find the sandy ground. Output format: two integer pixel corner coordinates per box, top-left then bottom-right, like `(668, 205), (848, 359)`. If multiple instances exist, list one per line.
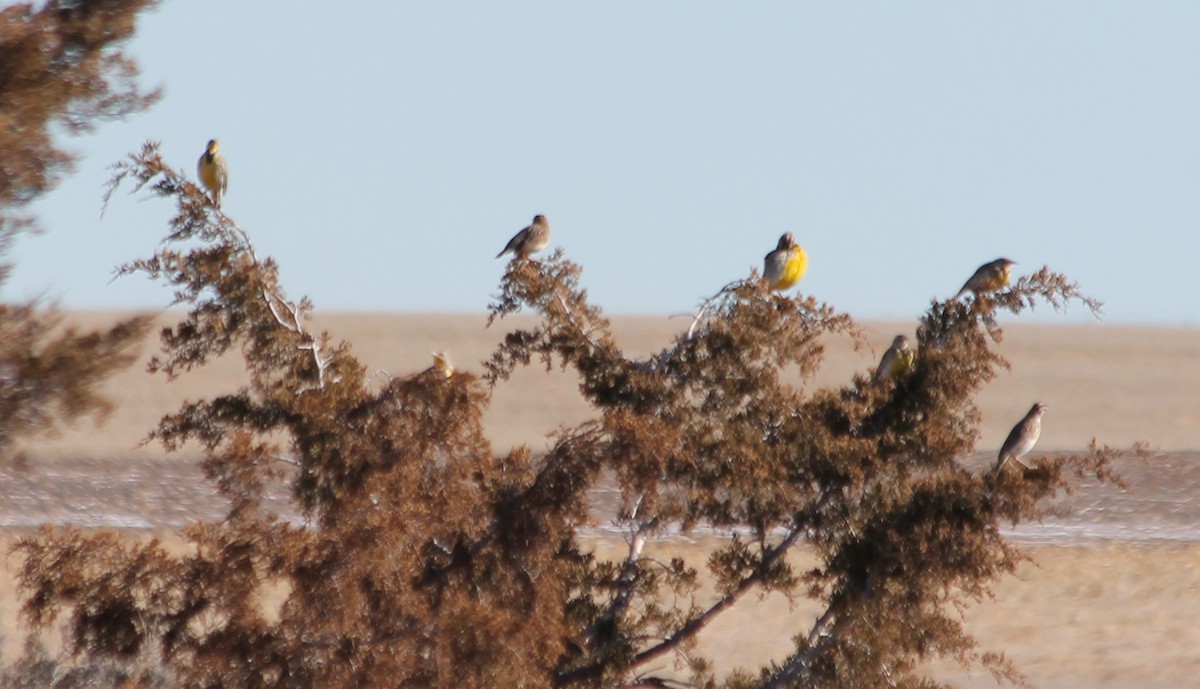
(3, 311), (1199, 688)
(17, 311), (1200, 460)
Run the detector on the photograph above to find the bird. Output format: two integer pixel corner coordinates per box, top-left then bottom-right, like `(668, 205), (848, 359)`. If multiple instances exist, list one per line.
(953, 258), (1016, 300)
(496, 215), (551, 259)
(995, 402), (1048, 472)
(431, 351), (455, 379)
(874, 335), (916, 382)
(196, 139), (229, 207)
(762, 233), (808, 291)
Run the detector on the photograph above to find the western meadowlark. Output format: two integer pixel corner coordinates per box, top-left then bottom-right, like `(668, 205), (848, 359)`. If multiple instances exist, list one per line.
(874, 334), (916, 382)
(496, 215), (550, 259)
(197, 139), (229, 208)
(431, 351), (455, 378)
(762, 232), (808, 291)
(954, 258), (1016, 300)
(995, 402), (1047, 472)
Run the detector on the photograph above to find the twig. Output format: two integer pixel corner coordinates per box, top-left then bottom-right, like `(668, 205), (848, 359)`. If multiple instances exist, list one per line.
(627, 525), (802, 665)
(636, 280), (747, 374)
(556, 510), (811, 686)
(757, 606), (839, 689)
(205, 214), (331, 390)
(623, 675), (696, 689)
(757, 561), (881, 689)
(685, 279), (745, 341)
(580, 510), (658, 647)
(271, 455), (300, 467)
(556, 294), (605, 353)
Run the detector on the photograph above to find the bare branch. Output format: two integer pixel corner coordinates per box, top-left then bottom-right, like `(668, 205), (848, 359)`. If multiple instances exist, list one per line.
(686, 279), (747, 341)
(557, 518), (809, 686)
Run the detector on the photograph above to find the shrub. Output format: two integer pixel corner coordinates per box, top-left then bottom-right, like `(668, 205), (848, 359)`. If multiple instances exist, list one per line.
(10, 143), (1132, 689)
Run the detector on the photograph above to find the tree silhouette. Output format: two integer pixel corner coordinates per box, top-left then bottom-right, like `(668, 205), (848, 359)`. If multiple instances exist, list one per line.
(9, 142), (1133, 689)
(0, 0), (158, 464)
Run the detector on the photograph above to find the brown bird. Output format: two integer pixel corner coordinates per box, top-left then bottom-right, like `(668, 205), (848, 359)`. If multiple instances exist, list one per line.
(954, 258), (1016, 300)
(496, 214), (551, 259)
(995, 402), (1048, 472)
(873, 334), (916, 382)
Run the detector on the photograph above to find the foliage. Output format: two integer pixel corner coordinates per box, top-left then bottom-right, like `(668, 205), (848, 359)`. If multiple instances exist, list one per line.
(0, 640), (172, 689)
(7, 140), (1134, 689)
(0, 0), (160, 241)
(0, 0), (158, 462)
(0, 302), (149, 462)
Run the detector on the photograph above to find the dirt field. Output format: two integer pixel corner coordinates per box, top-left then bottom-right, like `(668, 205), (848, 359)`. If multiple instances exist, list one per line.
(2, 311), (1199, 688)
(17, 311), (1200, 460)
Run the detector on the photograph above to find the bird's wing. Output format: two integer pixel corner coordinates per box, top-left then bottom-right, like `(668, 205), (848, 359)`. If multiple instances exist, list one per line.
(874, 348), (896, 380)
(497, 230), (523, 258)
(997, 422), (1026, 461)
(762, 250), (783, 282)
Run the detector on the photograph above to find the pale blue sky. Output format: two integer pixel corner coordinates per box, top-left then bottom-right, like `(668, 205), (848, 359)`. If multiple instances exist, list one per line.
(8, 2), (1199, 324)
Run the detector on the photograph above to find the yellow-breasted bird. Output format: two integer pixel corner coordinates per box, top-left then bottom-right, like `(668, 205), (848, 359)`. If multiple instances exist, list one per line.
(197, 139), (229, 207)
(762, 232), (808, 291)
(874, 334), (916, 382)
(496, 215), (551, 259)
(953, 258), (1016, 300)
(995, 402), (1047, 472)
(431, 351), (455, 379)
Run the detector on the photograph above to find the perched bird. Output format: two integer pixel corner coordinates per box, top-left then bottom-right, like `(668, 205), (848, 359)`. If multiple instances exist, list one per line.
(431, 351), (455, 379)
(954, 258), (1016, 300)
(996, 402), (1048, 472)
(874, 335), (916, 382)
(196, 139), (229, 207)
(762, 232), (808, 291)
(496, 215), (551, 259)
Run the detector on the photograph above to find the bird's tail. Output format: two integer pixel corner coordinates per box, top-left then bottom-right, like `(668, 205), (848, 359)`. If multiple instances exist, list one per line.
(995, 455), (1031, 474)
